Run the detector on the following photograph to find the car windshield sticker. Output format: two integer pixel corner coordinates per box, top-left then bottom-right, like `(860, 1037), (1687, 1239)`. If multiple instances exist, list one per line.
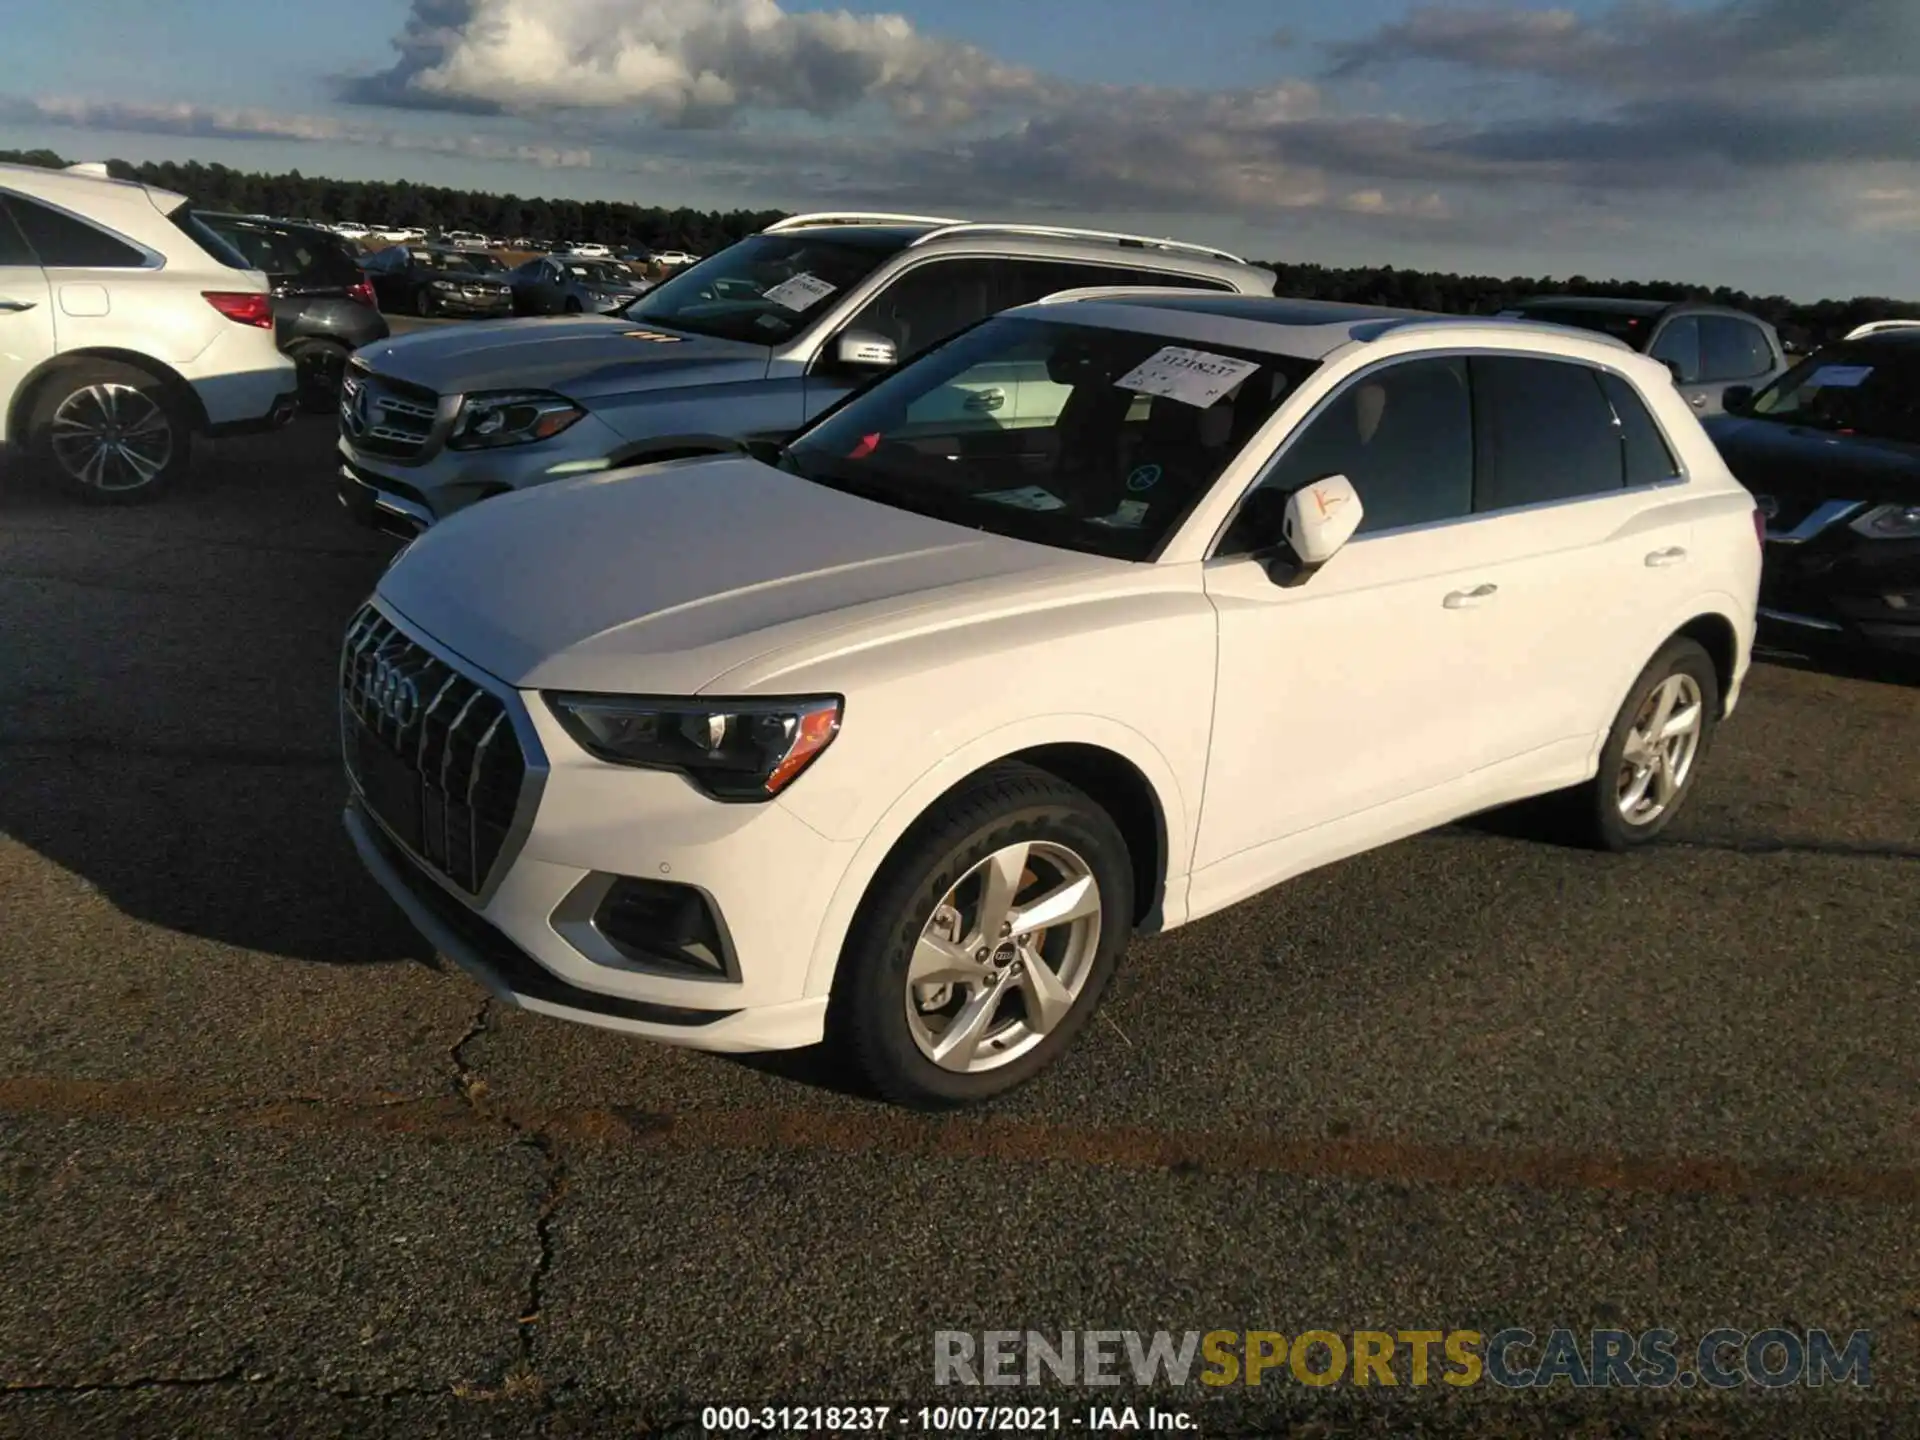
(979, 486), (1067, 511)
(763, 273), (839, 312)
(1114, 346), (1262, 409)
(1126, 463), (1162, 492)
(1089, 499), (1151, 529)
(622, 330), (682, 343)
(755, 313), (787, 331)
(1808, 365), (1874, 389)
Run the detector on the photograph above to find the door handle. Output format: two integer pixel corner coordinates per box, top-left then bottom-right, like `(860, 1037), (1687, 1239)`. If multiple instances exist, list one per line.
(963, 388), (1005, 413)
(1645, 546), (1689, 567)
(0, 298), (36, 312)
(1443, 583), (1498, 609)
(1689, 394), (1708, 409)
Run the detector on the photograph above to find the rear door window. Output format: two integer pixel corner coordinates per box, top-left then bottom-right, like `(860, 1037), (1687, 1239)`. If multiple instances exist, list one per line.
(1698, 316), (1774, 381)
(1470, 357), (1626, 511)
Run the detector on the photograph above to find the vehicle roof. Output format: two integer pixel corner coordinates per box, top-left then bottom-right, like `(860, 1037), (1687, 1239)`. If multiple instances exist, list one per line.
(1012, 291), (1646, 364)
(198, 210), (341, 239)
(0, 159), (185, 212)
(1838, 329), (1920, 353)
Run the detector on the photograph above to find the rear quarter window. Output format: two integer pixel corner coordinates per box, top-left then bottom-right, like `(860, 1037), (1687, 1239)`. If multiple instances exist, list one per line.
(1471, 356), (1627, 510)
(4, 194), (149, 268)
(1596, 372), (1682, 486)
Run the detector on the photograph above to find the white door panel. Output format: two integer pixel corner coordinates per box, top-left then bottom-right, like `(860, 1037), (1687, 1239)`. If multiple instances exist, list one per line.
(0, 264), (54, 445)
(1195, 534), (1498, 871)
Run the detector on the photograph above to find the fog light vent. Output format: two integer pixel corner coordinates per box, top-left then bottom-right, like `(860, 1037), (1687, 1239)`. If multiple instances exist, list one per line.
(592, 877), (732, 978)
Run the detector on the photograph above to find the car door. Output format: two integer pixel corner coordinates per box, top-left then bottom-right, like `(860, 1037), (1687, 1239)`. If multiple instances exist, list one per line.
(1695, 314), (1780, 412)
(1195, 356), (1492, 872)
(1647, 315), (1718, 414)
(1443, 356), (1697, 769)
(0, 198), (55, 444)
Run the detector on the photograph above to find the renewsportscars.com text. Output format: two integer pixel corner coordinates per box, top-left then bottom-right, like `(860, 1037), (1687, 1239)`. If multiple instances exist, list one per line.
(934, 1328), (1872, 1390)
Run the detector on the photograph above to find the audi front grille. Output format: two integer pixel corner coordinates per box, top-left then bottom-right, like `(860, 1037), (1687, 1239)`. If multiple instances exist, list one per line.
(340, 606), (529, 896)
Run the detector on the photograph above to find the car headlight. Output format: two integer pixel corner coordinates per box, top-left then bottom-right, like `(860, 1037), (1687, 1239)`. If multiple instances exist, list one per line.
(448, 390), (585, 450)
(547, 694), (842, 800)
(1849, 504), (1920, 540)
(430, 279), (457, 291)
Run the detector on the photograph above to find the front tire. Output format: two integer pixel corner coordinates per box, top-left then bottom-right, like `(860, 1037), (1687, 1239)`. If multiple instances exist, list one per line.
(1575, 637), (1720, 851)
(28, 360), (192, 503)
(829, 764), (1134, 1108)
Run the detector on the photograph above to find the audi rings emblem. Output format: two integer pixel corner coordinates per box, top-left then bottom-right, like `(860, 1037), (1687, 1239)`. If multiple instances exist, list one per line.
(361, 653), (423, 728)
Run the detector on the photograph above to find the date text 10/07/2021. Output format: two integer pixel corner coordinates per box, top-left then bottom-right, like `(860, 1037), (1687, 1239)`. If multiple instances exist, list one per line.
(700, 1406), (1194, 1434)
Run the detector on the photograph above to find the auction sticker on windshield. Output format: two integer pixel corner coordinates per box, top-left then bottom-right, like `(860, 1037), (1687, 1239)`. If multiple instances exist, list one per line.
(1807, 365), (1874, 389)
(1116, 346), (1261, 409)
(764, 273), (838, 312)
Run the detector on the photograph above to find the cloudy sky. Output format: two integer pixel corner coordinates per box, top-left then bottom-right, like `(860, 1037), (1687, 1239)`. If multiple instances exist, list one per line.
(1, 0), (1915, 298)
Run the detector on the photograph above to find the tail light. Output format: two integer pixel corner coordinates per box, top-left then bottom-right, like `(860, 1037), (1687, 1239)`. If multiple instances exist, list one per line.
(348, 278), (377, 309)
(1753, 507), (1767, 546)
(203, 291), (273, 328)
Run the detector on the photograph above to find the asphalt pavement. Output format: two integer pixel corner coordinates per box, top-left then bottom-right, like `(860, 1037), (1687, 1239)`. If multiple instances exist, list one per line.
(1, 416), (1916, 1438)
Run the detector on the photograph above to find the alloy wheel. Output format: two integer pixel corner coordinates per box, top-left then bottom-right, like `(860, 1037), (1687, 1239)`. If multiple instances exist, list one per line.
(904, 840), (1103, 1074)
(50, 384), (174, 493)
(1616, 672), (1705, 825)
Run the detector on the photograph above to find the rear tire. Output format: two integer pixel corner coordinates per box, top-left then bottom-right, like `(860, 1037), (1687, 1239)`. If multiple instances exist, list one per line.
(27, 360), (192, 504)
(1571, 637), (1720, 851)
(563, 297), (583, 314)
(828, 763), (1134, 1109)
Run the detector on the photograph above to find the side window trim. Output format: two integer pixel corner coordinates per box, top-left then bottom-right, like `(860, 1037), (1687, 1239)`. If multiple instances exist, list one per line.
(0, 189), (163, 271)
(1205, 348), (1692, 559)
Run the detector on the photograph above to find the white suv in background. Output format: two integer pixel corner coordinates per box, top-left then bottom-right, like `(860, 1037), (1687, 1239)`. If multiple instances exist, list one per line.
(341, 292), (1760, 1107)
(0, 161), (297, 501)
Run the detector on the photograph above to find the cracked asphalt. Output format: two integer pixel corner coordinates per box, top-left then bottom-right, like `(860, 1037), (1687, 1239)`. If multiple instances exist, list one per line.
(1, 415), (1916, 1439)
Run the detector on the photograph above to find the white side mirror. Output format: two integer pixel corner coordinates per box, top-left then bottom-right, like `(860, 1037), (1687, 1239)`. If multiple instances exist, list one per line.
(835, 329), (899, 369)
(1282, 474), (1364, 566)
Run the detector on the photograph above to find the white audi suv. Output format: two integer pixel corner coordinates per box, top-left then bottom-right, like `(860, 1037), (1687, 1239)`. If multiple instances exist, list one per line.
(341, 292), (1761, 1107)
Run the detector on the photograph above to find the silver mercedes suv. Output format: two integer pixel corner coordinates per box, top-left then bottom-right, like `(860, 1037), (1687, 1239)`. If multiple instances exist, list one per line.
(334, 213), (1276, 534)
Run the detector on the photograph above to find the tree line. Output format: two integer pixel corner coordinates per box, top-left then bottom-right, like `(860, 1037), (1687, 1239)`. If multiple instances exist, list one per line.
(5, 148), (1914, 343)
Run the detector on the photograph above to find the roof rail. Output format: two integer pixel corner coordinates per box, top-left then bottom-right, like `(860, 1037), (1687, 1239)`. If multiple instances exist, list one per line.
(908, 221), (1246, 265)
(763, 211), (967, 232)
(1844, 319), (1920, 340)
(1031, 285), (1230, 306)
(1365, 315), (1636, 351)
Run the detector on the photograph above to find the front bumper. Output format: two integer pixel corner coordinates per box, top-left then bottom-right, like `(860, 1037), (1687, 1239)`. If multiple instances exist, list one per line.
(430, 292), (514, 317)
(346, 801), (828, 1049)
(1760, 515), (1920, 658)
(338, 603), (852, 1049)
(336, 408), (627, 531)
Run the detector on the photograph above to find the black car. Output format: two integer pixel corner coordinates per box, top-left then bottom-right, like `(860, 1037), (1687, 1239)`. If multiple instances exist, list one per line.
(358, 244), (514, 319)
(197, 212), (390, 409)
(508, 255), (646, 315)
(1497, 297), (1787, 417)
(1704, 330), (1920, 663)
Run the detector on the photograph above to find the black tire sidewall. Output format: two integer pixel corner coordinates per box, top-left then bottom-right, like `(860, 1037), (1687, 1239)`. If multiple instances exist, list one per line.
(1591, 638), (1720, 850)
(29, 360), (191, 504)
(831, 767), (1135, 1108)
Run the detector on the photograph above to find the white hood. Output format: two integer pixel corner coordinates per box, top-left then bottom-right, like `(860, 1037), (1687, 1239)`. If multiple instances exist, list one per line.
(376, 456), (1115, 695)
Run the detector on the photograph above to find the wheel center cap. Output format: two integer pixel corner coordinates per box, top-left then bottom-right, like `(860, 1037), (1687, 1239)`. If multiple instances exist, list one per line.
(991, 943), (1018, 969)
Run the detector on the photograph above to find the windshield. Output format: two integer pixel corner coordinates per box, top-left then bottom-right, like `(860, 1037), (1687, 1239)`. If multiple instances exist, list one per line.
(413, 248), (498, 275)
(567, 261), (630, 287)
(783, 316), (1319, 563)
(1749, 345), (1920, 444)
(628, 233), (903, 344)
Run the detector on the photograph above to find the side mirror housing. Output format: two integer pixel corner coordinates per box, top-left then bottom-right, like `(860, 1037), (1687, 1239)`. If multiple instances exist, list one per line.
(1721, 384), (1755, 416)
(833, 329), (899, 370)
(1261, 475), (1365, 587)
